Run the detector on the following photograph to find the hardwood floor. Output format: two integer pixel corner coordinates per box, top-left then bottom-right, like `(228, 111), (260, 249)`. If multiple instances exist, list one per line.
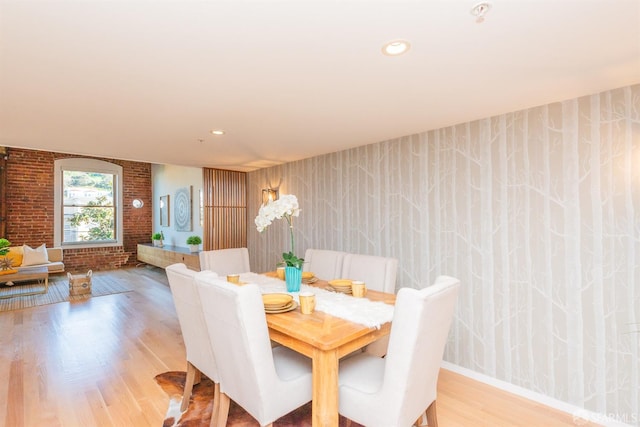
(0, 267), (597, 427)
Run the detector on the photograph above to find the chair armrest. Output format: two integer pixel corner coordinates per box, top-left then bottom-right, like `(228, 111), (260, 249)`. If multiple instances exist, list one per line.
(47, 247), (64, 262)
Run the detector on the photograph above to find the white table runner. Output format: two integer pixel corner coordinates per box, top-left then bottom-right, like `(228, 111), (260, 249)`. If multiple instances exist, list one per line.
(239, 272), (394, 329)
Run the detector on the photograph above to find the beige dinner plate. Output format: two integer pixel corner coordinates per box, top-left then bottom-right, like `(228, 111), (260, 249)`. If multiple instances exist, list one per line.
(262, 293), (294, 309)
(328, 279), (353, 292)
(302, 277), (319, 284)
(328, 279), (352, 287)
(326, 284), (353, 295)
(264, 301), (298, 314)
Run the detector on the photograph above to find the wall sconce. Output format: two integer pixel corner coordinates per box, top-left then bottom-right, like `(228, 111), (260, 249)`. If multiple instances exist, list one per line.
(262, 188), (279, 204)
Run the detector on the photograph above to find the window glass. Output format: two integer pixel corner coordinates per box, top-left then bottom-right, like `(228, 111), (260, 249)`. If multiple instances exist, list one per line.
(62, 171), (115, 243)
(63, 170), (115, 243)
(54, 158), (123, 248)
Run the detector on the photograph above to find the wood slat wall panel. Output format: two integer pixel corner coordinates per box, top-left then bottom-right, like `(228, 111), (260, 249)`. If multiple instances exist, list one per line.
(212, 169), (246, 207)
(211, 207), (247, 249)
(203, 168), (247, 250)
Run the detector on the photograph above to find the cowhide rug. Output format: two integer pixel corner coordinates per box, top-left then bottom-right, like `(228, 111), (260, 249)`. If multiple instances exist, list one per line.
(155, 371), (361, 426)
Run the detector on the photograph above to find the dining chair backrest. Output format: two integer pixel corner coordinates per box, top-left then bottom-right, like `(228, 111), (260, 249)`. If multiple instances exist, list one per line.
(341, 253), (398, 293)
(381, 276), (460, 423)
(340, 253), (398, 357)
(303, 248), (347, 280)
(198, 247), (250, 275)
(165, 263), (219, 383)
(194, 273), (312, 425)
(338, 276), (460, 427)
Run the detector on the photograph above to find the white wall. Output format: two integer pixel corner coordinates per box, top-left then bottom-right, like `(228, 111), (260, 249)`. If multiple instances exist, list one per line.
(247, 84), (640, 425)
(151, 164), (203, 249)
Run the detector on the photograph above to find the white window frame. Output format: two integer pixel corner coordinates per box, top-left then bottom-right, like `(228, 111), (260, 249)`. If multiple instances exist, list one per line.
(54, 158), (123, 248)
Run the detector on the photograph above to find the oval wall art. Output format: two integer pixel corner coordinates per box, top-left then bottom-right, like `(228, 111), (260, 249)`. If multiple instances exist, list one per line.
(174, 186), (192, 232)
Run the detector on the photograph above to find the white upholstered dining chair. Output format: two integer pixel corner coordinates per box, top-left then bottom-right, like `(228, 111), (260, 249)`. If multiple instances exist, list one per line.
(341, 252), (398, 356)
(195, 274), (313, 427)
(198, 247), (250, 275)
(303, 248), (347, 280)
(165, 263), (221, 417)
(341, 253), (398, 293)
(338, 276), (461, 427)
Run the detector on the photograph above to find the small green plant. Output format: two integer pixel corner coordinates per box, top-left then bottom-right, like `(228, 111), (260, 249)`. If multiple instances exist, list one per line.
(0, 238), (11, 256)
(152, 231), (164, 241)
(282, 251), (304, 269)
(186, 235), (202, 245)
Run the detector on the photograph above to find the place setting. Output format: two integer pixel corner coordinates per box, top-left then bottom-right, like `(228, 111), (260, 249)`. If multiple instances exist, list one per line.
(262, 293), (297, 313)
(326, 279), (367, 297)
(302, 271), (318, 284)
(326, 279), (353, 295)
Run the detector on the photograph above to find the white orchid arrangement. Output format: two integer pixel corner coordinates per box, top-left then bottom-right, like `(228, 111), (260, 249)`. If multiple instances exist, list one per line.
(255, 194), (304, 268)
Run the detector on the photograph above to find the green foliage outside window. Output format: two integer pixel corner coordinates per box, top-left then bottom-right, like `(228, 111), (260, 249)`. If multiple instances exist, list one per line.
(68, 196), (115, 241)
(63, 171), (112, 189)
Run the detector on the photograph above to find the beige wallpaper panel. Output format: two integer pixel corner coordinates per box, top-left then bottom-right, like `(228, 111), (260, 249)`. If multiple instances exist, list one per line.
(247, 85), (640, 423)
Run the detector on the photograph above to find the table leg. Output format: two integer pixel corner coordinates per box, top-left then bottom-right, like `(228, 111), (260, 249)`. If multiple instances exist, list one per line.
(33, 275), (48, 295)
(312, 347), (339, 427)
(0, 274), (49, 298)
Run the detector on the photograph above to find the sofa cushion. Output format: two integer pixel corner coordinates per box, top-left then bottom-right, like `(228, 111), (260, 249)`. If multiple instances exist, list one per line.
(4, 247), (23, 267)
(6, 245), (64, 273)
(47, 247), (63, 263)
(16, 261), (64, 273)
(22, 244), (49, 266)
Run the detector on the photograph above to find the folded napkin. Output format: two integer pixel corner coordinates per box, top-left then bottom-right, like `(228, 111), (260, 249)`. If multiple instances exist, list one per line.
(240, 272), (394, 329)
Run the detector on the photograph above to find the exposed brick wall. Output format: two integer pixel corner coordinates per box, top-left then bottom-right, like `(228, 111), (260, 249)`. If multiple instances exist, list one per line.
(61, 246), (131, 272)
(4, 148), (152, 272)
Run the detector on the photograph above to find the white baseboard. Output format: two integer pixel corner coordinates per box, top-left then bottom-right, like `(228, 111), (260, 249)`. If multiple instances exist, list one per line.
(440, 362), (634, 427)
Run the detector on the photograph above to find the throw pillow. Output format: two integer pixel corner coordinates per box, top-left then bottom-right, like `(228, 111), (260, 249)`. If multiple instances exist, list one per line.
(22, 244), (49, 266)
(5, 248), (23, 267)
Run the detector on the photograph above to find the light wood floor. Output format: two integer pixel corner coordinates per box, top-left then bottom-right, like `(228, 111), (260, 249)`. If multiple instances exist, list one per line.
(0, 267), (598, 427)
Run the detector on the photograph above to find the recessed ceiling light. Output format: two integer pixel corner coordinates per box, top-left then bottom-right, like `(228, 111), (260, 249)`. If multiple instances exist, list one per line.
(381, 40), (411, 56)
(210, 129), (225, 136)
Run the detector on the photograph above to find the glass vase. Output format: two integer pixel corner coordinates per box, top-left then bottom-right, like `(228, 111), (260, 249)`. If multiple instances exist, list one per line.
(285, 266), (302, 292)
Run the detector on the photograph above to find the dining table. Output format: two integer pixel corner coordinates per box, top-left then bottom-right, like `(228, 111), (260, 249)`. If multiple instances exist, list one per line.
(256, 272), (397, 427)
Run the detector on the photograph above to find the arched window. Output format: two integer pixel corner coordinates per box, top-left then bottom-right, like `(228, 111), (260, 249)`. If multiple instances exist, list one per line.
(54, 158), (123, 247)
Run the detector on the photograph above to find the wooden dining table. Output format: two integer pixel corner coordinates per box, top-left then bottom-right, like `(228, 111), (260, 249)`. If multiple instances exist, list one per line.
(263, 273), (396, 427)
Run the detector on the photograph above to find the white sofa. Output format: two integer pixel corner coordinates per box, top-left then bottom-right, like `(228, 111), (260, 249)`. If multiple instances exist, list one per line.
(6, 245), (65, 273)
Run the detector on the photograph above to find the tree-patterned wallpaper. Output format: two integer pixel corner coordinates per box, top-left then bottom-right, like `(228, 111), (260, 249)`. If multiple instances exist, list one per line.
(247, 84), (639, 423)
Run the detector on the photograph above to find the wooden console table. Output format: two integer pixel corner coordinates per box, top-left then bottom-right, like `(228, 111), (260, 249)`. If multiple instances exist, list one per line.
(137, 244), (200, 271)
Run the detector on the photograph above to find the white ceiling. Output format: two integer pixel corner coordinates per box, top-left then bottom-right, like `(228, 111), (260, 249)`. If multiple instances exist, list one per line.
(1, 1), (639, 172)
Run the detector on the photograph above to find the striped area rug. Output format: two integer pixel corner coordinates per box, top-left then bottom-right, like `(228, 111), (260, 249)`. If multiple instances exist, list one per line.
(0, 272), (133, 311)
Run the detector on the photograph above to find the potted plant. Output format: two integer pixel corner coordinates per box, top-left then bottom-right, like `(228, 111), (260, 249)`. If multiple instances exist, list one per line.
(255, 194), (304, 292)
(186, 235), (202, 252)
(0, 238), (10, 257)
(0, 238), (12, 271)
(152, 231), (164, 247)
